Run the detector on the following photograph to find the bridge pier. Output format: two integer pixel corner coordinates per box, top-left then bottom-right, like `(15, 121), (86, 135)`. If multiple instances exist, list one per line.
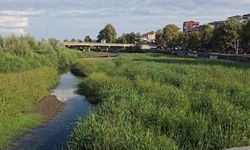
(87, 47), (91, 52)
(105, 47), (109, 52)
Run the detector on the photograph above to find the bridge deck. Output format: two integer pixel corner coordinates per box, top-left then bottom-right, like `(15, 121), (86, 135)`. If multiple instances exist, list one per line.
(64, 42), (134, 47)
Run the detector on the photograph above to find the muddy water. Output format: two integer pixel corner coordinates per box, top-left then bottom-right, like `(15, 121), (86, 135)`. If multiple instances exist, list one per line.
(9, 72), (91, 150)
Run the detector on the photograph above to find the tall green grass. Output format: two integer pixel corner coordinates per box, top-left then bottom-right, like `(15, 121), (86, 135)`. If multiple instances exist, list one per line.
(69, 54), (250, 150)
(0, 67), (58, 149)
(0, 34), (86, 149)
(0, 50), (84, 73)
(0, 34), (84, 73)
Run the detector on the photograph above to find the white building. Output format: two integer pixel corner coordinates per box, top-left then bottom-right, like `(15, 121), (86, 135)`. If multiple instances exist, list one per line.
(139, 31), (156, 43)
(101, 39), (106, 43)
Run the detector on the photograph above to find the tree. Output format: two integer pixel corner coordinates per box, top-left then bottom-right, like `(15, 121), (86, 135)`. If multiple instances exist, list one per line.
(97, 24), (117, 43)
(77, 39), (82, 42)
(162, 24), (180, 49)
(210, 26), (225, 52)
(48, 38), (62, 51)
(71, 38), (77, 42)
(179, 32), (201, 51)
(0, 36), (5, 51)
(199, 25), (214, 51)
(116, 32), (138, 44)
(211, 18), (243, 53)
(155, 30), (165, 49)
(116, 34), (127, 43)
(126, 32), (137, 44)
(241, 21), (250, 53)
(187, 32), (201, 51)
(135, 33), (141, 43)
(84, 36), (92, 43)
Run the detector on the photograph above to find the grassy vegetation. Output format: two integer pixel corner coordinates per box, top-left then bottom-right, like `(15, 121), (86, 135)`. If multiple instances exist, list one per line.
(69, 53), (250, 150)
(0, 34), (88, 149)
(0, 34), (84, 73)
(0, 67), (58, 149)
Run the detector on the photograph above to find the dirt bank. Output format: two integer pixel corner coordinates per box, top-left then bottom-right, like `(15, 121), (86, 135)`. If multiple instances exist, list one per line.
(35, 95), (65, 122)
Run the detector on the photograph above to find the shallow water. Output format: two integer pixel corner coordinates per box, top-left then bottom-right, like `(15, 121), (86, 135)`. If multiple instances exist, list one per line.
(9, 72), (91, 150)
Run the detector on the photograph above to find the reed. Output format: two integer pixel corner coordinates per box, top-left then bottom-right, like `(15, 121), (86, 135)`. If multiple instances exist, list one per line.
(0, 67), (58, 149)
(69, 53), (250, 150)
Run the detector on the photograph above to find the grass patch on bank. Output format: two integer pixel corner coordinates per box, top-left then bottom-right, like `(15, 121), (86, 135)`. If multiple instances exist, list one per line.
(0, 34), (88, 73)
(69, 53), (250, 150)
(0, 67), (58, 149)
(0, 34), (91, 149)
(0, 48), (84, 73)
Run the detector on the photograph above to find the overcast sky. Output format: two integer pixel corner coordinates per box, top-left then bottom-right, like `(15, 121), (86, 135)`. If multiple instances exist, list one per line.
(0, 0), (249, 40)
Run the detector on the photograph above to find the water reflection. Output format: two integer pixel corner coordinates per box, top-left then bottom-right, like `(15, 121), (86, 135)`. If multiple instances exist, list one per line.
(9, 72), (91, 150)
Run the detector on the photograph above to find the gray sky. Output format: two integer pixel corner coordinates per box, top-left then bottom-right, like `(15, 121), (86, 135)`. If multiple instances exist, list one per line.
(0, 0), (249, 40)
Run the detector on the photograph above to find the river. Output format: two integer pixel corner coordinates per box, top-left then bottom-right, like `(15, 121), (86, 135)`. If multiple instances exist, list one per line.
(9, 72), (91, 150)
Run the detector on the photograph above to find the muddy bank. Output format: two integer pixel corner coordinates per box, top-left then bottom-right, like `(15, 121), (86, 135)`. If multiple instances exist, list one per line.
(9, 72), (91, 150)
(35, 95), (65, 122)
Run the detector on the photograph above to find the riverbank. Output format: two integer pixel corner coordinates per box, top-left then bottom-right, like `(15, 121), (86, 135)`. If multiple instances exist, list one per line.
(0, 35), (107, 149)
(35, 95), (65, 122)
(0, 67), (58, 149)
(129, 49), (250, 63)
(9, 72), (91, 150)
(0, 49), (114, 149)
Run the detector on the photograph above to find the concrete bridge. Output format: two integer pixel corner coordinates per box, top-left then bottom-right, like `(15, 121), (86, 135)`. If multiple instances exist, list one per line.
(64, 42), (135, 51)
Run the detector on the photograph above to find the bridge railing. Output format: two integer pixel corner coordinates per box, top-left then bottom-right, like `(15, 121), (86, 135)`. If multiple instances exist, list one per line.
(64, 42), (135, 47)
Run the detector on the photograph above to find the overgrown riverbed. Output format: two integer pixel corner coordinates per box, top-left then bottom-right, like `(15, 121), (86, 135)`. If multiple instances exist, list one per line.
(9, 72), (91, 150)
(69, 53), (250, 150)
(0, 35), (105, 149)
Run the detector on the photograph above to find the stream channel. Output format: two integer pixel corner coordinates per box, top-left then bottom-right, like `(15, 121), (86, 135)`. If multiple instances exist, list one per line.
(9, 72), (91, 150)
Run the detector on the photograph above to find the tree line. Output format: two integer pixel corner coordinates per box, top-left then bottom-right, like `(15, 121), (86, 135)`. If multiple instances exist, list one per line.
(67, 19), (250, 54)
(66, 24), (140, 44)
(156, 19), (250, 54)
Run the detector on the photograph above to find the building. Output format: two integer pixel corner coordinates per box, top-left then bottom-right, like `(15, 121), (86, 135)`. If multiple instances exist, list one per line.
(183, 13), (249, 32)
(140, 31), (156, 42)
(228, 15), (246, 22)
(228, 15), (243, 20)
(183, 21), (200, 32)
(243, 14), (250, 21)
(101, 39), (106, 43)
(208, 21), (224, 28)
